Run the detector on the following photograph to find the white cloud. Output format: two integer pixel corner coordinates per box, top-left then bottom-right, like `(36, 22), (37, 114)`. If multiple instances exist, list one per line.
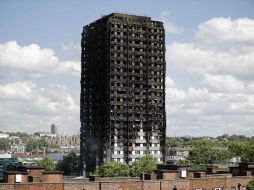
(167, 18), (254, 78)
(194, 17), (254, 47)
(161, 11), (184, 34)
(61, 41), (80, 61)
(247, 83), (254, 93)
(203, 74), (245, 93)
(165, 76), (175, 88)
(165, 17), (254, 136)
(166, 85), (254, 136)
(0, 81), (79, 134)
(0, 81), (35, 101)
(167, 43), (254, 78)
(0, 41), (80, 77)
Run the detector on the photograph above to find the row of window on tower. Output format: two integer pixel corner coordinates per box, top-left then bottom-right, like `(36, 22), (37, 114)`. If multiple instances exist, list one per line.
(110, 23), (163, 33)
(111, 68), (163, 75)
(110, 60), (164, 69)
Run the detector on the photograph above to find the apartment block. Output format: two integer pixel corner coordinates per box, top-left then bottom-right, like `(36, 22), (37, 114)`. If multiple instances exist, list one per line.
(80, 13), (166, 175)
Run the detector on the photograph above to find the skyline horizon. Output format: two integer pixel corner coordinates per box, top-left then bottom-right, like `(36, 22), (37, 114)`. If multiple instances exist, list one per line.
(1, 1), (254, 137)
(1, 129), (254, 138)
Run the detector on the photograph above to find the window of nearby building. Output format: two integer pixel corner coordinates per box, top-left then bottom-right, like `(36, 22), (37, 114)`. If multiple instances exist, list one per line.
(180, 170), (187, 178)
(15, 174), (22, 183)
(28, 176), (33, 182)
(214, 188), (223, 190)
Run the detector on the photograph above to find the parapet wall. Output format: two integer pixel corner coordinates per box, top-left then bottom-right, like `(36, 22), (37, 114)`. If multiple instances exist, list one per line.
(0, 176), (252, 190)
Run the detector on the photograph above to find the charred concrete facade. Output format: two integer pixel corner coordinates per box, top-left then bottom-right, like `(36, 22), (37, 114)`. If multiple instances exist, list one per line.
(80, 13), (166, 175)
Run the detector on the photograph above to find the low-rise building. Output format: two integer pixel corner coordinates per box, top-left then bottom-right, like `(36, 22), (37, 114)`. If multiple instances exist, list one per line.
(166, 146), (192, 163)
(0, 162), (253, 190)
(0, 133), (9, 139)
(3, 165), (63, 183)
(10, 145), (26, 154)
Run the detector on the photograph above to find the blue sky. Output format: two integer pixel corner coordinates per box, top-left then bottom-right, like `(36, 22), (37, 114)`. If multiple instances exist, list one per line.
(0, 0), (254, 136)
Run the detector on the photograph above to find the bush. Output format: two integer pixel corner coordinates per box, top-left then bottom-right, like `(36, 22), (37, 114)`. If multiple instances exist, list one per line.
(247, 177), (254, 190)
(96, 162), (130, 177)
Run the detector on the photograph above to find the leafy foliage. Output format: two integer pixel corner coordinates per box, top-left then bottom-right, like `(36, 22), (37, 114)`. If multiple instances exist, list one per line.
(188, 139), (232, 165)
(129, 155), (157, 177)
(26, 139), (48, 152)
(56, 151), (80, 176)
(247, 177), (254, 190)
(166, 135), (254, 167)
(25, 138), (60, 152)
(166, 138), (181, 148)
(48, 143), (60, 149)
(94, 155), (157, 177)
(227, 141), (254, 162)
(0, 139), (10, 151)
(7, 132), (29, 138)
(96, 162), (130, 177)
(178, 158), (206, 170)
(38, 157), (55, 171)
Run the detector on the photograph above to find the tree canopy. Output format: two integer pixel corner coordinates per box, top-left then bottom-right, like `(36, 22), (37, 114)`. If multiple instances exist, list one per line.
(95, 162), (130, 177)
(246, 177), (254, 190)
(26, 139), (60, 152)
(7, 132), (29, 138)
(0, 139), (10, 151)
(129, 155), (157, 177)
(188, 139), (232, 165)
(26, 139), (48, 152)
(94, 155), (157, 177)
(56, 151), (80, 176)
(227, 141), (254, 162)
(38, 157), (55, 171)
(165, 135), (254, 166)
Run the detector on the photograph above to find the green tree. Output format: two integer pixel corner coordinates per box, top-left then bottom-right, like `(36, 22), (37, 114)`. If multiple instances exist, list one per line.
(227, 140), (254, 162)
(48, 144), (60, 149)
(7, 132), (29, 138)
(93, 155), (158, 177)
(0, 139), (10, 151)
(55, 151), (80, 176)
(26, 139), (49, 152)
(38, 157), (55, 171)
(166, 137), (181, 148)
(95, 162), (130, 177)
(130, 155), (157, 177)
(247, 177), (254, 190)
(166, 138), (181, 156)
(178, 159), (191, 166)
(178, 159), (206, 170)
(188, 139), (232, 165)
(228, 135), (249, 141)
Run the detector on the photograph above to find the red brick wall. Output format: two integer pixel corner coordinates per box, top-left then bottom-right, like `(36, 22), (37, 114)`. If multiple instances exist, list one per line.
(0, 176), (252, 190)
(226, 176), (253, 190)
(64, 182), (100, 190)
(4, 174), (28, 183)
(190, 176), (252, 190)
(191, 177), (226, 190)
(44, 174), (63, 183)
(29, 169), (43, 176)
(28, 169), (44, 182)
(0, 183), (64, 190)
(163, 172), (179, 180)
(161, 180), (191, 190)
(157, 171), (179, 180)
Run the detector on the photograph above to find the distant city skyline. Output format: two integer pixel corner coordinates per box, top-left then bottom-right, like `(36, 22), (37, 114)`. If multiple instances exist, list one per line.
(0, 0), (254, 136)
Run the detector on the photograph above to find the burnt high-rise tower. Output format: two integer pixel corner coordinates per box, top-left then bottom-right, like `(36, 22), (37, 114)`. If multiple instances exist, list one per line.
(80, 13), (166, 175)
